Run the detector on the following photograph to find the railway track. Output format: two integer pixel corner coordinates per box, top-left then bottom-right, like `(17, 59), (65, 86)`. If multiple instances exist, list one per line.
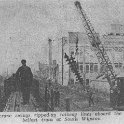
(3, 77), (54, 112)
(3, 92), (19, 112)
(3, 77), (85, 112)
(3, 92), (43, 112)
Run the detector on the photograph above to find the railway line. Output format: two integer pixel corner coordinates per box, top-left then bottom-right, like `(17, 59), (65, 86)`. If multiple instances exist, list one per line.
(3, 83), (83, 112)
(4, 92), (17, 112)
(3, 92), (43, 112)
(2, 76), (112, 112)
(3, 77), (54, 112)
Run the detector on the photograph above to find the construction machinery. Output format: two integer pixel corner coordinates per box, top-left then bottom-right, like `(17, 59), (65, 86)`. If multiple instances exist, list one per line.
(74, 1), (117, 89)
(74, 1), (124, 108)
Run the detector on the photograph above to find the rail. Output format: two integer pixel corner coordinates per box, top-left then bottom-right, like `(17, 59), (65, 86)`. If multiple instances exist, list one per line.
(4, 92), (18, 112)
(3, 76), (53, 112)
(3, 91), (43, 112)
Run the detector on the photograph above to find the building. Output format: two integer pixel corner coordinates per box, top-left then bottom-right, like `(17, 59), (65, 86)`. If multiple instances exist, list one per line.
(101, 24), (124, 74)
(68, 32), (99, 84)
(51, 24), (124, 90)
(67, 24), (124, 91)
(38, 61), (59, 82)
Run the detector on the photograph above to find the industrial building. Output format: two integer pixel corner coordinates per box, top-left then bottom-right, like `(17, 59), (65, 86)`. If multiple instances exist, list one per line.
(51, 24), (124, 89)
(67, 24), (124, 89)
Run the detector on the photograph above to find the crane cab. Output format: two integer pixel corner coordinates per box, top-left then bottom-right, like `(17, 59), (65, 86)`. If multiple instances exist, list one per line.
(110, 75), (124, 110)
(111, 73), (124, 111)
(117, 76), (124, 106)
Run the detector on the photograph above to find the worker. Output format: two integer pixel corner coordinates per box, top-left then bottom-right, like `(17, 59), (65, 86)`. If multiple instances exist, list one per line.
(11, 74), (16, 92)
(113, 84), (120, 107)
(50, 87), (54, 111)
(87, 88), (94, 107)
(54, 87), (60, 107)
(44, 85), (49, 111)
(16, 59), (33, 105)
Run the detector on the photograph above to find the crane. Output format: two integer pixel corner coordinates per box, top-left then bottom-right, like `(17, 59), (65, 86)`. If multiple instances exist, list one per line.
(74, 1), (117, 89)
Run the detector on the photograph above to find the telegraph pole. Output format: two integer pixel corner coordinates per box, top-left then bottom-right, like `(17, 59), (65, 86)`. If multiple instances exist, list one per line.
(62, 37), (64, 85)
(83, 45), (86, 86)
(48, 38), (52, 80)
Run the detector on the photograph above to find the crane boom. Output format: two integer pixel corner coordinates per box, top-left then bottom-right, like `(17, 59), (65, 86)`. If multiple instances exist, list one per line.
(74, 1), (117, 88)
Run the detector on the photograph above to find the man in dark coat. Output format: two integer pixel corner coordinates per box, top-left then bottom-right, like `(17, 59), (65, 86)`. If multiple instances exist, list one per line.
(16, 59), (33, 105)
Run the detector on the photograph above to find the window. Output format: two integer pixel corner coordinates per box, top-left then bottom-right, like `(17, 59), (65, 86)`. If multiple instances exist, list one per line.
(116, 33), (120, 36)
(109, 33), (114, 35)
(100, 65), (104, 73)
(90, 63), (93, 73)
(80, 49), (83, 55)
(114, 63), (122, 68)
(86, 79), (89, 85)
(86, 64), (89, 73)
(119, 63), (122, 68)
(114, 63), (118, 68)
(94, 64), (98, 72)
(80, 64), (83, 73)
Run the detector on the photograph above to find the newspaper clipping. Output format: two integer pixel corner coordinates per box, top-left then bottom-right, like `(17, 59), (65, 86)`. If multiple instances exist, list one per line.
(0, 0), (124, 123)
(0, 111), (123, 124)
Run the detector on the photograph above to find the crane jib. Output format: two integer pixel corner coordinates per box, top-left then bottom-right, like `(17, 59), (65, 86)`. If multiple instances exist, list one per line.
(74, 1), (117, 88)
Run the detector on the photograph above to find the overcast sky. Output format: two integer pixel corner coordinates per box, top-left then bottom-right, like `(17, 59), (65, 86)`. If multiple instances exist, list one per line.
(0, 0), (123, 76)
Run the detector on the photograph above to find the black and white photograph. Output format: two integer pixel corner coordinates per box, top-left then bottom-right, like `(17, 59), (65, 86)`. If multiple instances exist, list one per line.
(0, 0), (124, 120)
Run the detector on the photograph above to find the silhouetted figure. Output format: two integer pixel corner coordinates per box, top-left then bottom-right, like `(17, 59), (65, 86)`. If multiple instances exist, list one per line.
(87, 88), (94, 107)
(4, 79), (10, 98)
(44, 85), (50, 111)
(54, 87), (60, 107)
(47, 90), (51, 104)
(50, 87), (54, 111)
(11, 74), (16, 92)
(16, 59), (33, 105)
(44, 85), (48, 111)
(112, 85), (120, 107)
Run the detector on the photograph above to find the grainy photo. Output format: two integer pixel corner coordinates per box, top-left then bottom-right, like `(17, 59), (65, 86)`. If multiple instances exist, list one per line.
(0, 0), (124, 113)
